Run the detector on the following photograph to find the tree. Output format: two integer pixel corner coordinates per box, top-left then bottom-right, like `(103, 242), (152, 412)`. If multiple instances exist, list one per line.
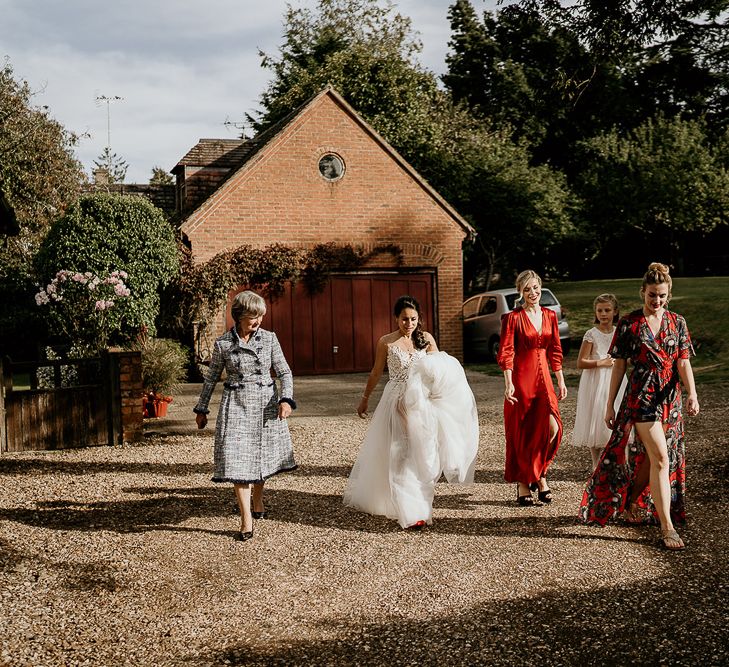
(444, 1), (639, 170)
(252, 0), (444, 162)
(149, 166), (173, 186)
(514, 0), (727, 56)
(93, 146), (128, 184)
(35, 193), (180, 345)
(0, 61), (85, 355)
(445, 0), (728, 172)
(0, 61), (84, 251)
(436, 122), (575, 287)
(633, 28), (729, 133)
(575, 115), (729, 273)
(253, 0), (575, 285)
(511, 0), (729, 130)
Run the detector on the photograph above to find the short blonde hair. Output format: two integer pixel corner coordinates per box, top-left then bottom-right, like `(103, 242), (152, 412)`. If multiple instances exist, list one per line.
(231, 290), (266, 323)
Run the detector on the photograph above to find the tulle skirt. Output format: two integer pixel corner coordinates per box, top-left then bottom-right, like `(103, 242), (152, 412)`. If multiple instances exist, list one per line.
(343, 352), (479, 528)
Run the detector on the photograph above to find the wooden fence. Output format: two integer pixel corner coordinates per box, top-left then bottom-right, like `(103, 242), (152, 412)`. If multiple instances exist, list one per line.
(0, 351), (135, 453)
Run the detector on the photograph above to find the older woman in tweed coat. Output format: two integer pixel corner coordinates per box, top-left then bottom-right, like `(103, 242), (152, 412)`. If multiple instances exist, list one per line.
(194, 290), (297, 542)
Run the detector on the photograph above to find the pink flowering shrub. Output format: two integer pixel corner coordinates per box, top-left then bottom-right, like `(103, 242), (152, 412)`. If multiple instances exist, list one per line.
(35, 270), (132, 355)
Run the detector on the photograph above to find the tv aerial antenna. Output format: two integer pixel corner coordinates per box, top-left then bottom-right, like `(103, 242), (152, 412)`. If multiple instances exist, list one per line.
(95, 94), (124, 150)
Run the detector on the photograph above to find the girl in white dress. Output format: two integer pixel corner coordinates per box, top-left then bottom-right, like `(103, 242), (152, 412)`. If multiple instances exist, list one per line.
(343, 295), (479, 529)
(572, 294), (628, 468)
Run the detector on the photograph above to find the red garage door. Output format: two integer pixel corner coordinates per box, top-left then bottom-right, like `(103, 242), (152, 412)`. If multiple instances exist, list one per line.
(228, 273), (435, 374)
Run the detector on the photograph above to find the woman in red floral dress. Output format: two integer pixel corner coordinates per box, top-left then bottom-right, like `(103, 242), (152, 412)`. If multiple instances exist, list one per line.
(578, 263), (700, 550)
(498, 270), (567, 506)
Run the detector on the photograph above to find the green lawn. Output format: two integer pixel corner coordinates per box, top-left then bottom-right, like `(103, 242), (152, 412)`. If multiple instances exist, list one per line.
(551, 276), (727, 384)
(466, 276), (728, 385)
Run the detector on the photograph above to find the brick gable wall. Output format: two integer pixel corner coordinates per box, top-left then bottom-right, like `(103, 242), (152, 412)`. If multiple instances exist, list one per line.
(182, 93), (467, 358)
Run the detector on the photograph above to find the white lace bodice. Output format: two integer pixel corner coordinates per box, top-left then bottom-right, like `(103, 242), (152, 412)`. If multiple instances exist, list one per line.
(387, 344), (427, 384)
(584, 327), (615, 360)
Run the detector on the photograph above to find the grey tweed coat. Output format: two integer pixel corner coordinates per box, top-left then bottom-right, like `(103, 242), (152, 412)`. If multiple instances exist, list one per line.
(194, 327), (297, 484)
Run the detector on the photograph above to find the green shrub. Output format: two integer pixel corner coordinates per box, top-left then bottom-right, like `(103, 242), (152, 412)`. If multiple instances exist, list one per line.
(35, 192), (179, 346)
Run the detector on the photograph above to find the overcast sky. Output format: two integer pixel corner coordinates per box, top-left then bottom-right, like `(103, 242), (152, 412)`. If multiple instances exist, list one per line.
(1, 0), (499, 183)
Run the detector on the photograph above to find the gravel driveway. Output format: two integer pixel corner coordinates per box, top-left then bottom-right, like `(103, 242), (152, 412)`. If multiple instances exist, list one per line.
(1, 370), (726, 666)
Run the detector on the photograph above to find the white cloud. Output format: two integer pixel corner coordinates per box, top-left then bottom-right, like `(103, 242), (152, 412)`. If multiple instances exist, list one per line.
(1, 0), (499, 183)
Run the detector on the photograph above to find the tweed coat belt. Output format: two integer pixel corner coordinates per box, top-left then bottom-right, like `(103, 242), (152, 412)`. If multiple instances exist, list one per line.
(224, 379), (275, 389)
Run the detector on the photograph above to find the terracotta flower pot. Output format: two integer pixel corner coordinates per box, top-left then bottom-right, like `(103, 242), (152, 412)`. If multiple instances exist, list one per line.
(143, 393), (173, 418)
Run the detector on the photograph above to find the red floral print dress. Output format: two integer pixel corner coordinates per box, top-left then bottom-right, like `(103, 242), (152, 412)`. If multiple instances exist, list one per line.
(498, 307), (563, 484)
(578, 309), (692, 526)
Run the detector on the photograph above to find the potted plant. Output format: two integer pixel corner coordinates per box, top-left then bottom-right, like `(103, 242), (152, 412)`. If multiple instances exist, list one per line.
(136, 336), (189, 418)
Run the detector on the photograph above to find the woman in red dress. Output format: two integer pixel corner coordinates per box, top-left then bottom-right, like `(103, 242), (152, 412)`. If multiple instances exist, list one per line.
(498, 270), (567, 506)
(578, 262), (700, 551)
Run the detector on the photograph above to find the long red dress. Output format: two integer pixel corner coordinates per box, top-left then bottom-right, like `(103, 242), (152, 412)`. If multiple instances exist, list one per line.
(578, 309), (692, 526)
(497, 307), (563, 484)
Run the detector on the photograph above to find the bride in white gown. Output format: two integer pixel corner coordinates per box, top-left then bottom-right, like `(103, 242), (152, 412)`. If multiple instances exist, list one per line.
(343, 295), (479, 529)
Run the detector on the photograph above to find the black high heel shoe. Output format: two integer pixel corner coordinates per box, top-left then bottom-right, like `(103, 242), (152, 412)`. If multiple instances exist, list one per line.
(235, 530), (254, 542)
(516, 484), (534, 507)
(537, 489), (553, 503)
(251, 511), (268, 519)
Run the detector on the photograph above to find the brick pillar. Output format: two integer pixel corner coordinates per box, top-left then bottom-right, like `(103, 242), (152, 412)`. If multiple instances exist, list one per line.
(108, 350), (143, 443)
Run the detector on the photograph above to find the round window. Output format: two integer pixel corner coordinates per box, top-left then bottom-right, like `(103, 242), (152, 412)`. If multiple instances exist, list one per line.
(318, 153), (345, 181)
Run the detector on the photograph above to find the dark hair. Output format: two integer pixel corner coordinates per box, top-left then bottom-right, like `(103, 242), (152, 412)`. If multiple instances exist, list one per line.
(393, 295), (428, 350)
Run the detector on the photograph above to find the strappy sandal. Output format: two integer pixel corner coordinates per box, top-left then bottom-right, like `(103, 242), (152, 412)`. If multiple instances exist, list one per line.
(516, 484), (534, 506)
(623, 502), (649, 525)
(660, 529), (685, 551)
(537, 489), (553, 504)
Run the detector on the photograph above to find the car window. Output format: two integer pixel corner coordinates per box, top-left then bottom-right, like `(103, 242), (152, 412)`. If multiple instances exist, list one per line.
(505, 293), (519, 310)
(540, 290), (558, 306)
(463, 297), (480, 319)
(479, 297), (497, 316)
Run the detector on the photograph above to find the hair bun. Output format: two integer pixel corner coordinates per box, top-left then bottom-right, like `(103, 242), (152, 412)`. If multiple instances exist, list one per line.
(647, 261), (670, 275)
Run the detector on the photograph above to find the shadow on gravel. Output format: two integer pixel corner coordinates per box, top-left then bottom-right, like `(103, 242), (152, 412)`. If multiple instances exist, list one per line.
(0, 459), (210, 477)
(0, 537), (28, 571)
(0, 485), (232, 534)
(469, 468), (594, 485)
(289, 464), (352, 479)
(286, 465), (595, 486)
(207, 555), (727, 667)
(252, 489), (644, 544)
(1, 484), (639, 544)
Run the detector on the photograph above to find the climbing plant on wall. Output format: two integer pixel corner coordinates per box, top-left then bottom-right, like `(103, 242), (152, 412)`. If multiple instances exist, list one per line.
(158, 241), (403, 339)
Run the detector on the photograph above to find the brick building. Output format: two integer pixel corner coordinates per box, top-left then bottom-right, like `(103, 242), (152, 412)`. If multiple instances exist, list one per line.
(175, 86), (474, 374)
